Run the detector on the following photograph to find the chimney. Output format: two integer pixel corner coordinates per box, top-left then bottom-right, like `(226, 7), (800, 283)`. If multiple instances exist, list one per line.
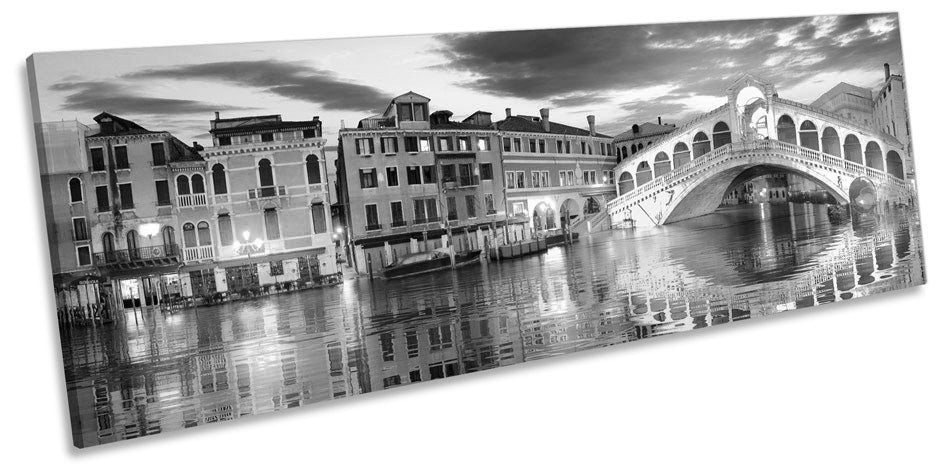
(884, 63), (891, 81)
(540, 108), (550, 132)
(214, 111), (220, 120)
(587, 115), (596, 136)
(313, 116), (320, 121)
(505, 108), (512, 118)
(657, 116), (662, 125)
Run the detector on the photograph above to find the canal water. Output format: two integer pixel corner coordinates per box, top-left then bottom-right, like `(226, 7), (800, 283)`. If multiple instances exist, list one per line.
(61, 203), (926, 447)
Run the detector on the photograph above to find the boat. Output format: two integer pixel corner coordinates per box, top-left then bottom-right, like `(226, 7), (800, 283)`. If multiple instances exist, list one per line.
(381, 249), (482, 279)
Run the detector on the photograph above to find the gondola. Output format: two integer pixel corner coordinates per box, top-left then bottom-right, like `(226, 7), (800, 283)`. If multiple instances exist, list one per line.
(381, 249), (482, 279)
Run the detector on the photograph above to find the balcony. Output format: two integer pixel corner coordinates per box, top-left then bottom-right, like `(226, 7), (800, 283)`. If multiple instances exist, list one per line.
(391, 220), (408, 228)
(177, 193), (207, 208)
(413, 216), (441, 226)
(365, 223), (382, 232)
(183, 245), (214, 262)
(95, 244), (179, 267)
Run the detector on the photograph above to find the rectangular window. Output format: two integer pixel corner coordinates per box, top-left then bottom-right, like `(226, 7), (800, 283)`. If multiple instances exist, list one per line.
(459, 163), (475, 186)
(386, 166), (399, 187)
(310, 203), (327, 233)
(505, 171), (527, 189)
(429, 324), (453, 351)
(407, 166), (422, 185)
(406, 331), (419, 358)
(380, 332), (395, 362)
(264, 208), (280, 240)
(529, 139), (537, 153)
(485, 194), (495, 214)
(218, 136), (232, 146)
(446, 196), (458, 221)
(422, 165), (436, 184)
(72, 217), (88, 241)
(398, 103), (412, 122)
(414, 198), (437, 223)
(404, 136), (419, 152)
(390, 201), (405, 227)
(516, 171), (525, 188)
(479, 163), (493, 181)
(556, 140), (564, 154)
(457, 137), (470, 151)
(76, 245), (92, 266)
(118, 183), (134, 209)
(218, 215), (234, 245)
(359, 168), (378, 189)
(114, 146), (129, 169)
(151, 142), (166, 165)
(512, 201), (527, 216)
(155, 180), (170, 206)
(303, 128), (317, 139)
(90, 148), (105, 172)
(477, 137), (489, 151)
(426, 198), (438, 221)
(539, 139), (546, 153)
(503, 137), (511, 152)
(580, 142), (588, 155)
(95, 186), (109, 212)
(531, 171), (540, 188)
(381, 137), (398, 154)
(437, 137), (453, 152)
(565, 141), (572, 154)
(364, 204), (379, 230)
(442, 163), (457, 184)
(419, 137), (431, 152)
(356, 138), (374, 156)
(261, 132), (274, 142)
(512, 139), (522, 152)
(465, 194), (477, 218)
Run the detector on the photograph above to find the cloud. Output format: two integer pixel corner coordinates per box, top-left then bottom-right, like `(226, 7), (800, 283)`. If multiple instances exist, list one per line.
(126, 59), (391, 112)
(50, 81), (244, 116)
(434, 14), (902, 119)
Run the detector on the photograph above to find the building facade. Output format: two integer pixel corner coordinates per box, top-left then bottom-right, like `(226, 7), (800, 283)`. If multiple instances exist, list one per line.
(338, 92), (508, 274)
(495, 108), (616, 234)
(612, 119), (677, 163)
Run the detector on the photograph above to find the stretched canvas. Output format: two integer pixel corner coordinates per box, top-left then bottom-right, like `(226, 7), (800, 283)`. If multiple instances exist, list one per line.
(27, 12), (925, 448)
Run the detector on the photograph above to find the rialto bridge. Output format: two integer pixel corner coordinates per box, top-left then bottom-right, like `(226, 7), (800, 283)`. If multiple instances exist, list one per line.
(607, 74), (914, 227)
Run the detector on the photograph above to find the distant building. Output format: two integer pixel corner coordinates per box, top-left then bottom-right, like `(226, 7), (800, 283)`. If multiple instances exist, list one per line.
(811, 82), (875, 127)
(337, 92), (508, 274)
(612, 119), (677, 162)
(198, 113), (337, 297)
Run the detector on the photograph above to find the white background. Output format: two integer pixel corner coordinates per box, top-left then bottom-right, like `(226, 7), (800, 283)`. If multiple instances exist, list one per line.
(1, 1), (947, 467)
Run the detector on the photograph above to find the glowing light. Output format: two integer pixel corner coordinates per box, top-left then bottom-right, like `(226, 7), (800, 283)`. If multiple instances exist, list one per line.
(242, 230), (250, 241)
(139, 222), (161, 238)
(335, 226), (343, 234)
(252, 238), (264, 249)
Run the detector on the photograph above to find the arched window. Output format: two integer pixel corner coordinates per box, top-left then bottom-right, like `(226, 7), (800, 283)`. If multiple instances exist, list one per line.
(197, 221), (212, 246)
(777, 115), (796, 144)
(176, 175), (191, 195)
(182, 223), (197, 248)
(843, 135), (862, 164)
(212, 163), (227, 195)
(637, 143), (643, 151)
(712, 121), (731, 148)
(635, 161), (652, 186)
(821, 127), (841, 157)
(886, 151), (904, 179)
(865, 142), (884, 170)
(258, 159), (275, 187)
(306, 154), (321, 184)
(692, 132), (711, 157)
(799, 120), (819, 150)
(126, 230), (139, 259)
(68, 178), (83, 203)
(654, 152), (671, 177)
(217, 214), (233, 246)
(672, 142), (690, 168)
(621, 146), (628, 159)
(618, 171), (636, 195)
(102, 232), (115, 261)
(191, 174), (205, 194)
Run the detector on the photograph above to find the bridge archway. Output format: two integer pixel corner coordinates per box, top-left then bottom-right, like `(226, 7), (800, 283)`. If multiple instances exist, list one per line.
(692, 132), (711, 158)
(635, 161), (653, 186)
(843, 134), (862, 164)
(712, 121), (732, 148)
(559, 198), (581, 228)
(533, 202), (556, 230)
(672, 142), (690, 168)
(799, 120), (819, 151)
(777, 115), (797, 144)
(618, 171), (635, 195)
(821, 127), (841, 157)
(654, 152), (672, 177)
(865, 141), (884, 171)
(849, 177), (877, 212)
(659, 157), (849, 224)
(886, 151), (904, 179)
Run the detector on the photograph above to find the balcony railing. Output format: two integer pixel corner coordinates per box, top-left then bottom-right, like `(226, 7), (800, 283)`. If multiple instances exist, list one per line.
(95, 244), (179, 265)
(177, 193), (207, 208)
(391, 220), (407, 228)
(249, 185), (286, 199)
(183, 245), (214, 262)
(365, 223), (382, 232)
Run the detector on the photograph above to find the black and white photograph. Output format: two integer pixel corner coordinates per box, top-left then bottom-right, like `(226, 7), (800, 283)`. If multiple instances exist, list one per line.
(8, 2), (945, 465)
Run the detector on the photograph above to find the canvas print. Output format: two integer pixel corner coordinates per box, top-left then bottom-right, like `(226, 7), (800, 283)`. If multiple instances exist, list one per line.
(28, 13), (925, 448)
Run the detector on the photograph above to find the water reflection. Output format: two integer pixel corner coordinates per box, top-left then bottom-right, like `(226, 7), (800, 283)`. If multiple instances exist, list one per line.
(62, 203), (925, 447)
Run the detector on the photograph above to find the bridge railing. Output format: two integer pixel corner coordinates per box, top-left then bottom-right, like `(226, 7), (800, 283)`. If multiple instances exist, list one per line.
(607, 139), (910, 212)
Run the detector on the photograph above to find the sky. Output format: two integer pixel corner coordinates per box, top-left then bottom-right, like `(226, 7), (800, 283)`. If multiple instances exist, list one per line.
(29, 13), (903, 146)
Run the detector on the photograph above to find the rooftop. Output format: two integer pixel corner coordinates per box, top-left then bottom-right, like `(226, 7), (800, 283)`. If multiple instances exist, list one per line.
(495, 115), (611, 138)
